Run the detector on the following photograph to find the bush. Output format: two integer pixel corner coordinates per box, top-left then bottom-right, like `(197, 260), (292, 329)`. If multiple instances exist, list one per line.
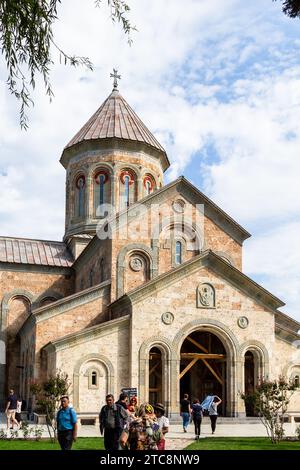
(296, 425), (300, 440)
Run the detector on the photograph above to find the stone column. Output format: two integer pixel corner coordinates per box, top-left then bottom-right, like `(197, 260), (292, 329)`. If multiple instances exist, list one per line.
(168, 358), (180, 421)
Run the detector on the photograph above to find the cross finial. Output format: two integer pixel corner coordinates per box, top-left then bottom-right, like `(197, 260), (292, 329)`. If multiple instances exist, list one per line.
(110, 68), (121, 90)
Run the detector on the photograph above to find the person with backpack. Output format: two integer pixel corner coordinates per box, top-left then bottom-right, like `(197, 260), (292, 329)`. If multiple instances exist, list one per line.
(191, 398), (203, 440)
(99, 394), (128, 450)
(56, 395), (78, 450)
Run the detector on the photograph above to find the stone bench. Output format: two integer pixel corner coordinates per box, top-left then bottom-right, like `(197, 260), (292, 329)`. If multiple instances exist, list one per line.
(33, 413), (47, 424)
(76, 414), (99, 427)
(285, 412), (300, 433)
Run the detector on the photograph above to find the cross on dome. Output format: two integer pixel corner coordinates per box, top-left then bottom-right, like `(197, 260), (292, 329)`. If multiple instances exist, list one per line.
(110, 68), (121, 90)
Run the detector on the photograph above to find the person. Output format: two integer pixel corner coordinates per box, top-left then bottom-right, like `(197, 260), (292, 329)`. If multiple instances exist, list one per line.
(154, 403), (169, 450)
(180, 393), (191, 433)
(127, 396), (139, 417)
(56, 395), (78, 450)
(99, 394), (128, 451)
(15, 396), (23, 428)
(209, 395), (222, 434)
(120, 403), (162, 450)
(5, 389), (19, 430)
(116, 392), (129, 410)
(191, 399), (203, 440)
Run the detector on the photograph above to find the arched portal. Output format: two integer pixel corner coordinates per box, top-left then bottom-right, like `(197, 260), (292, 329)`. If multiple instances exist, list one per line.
(149, 347), (162, 405)
(180, 331), (227, 415)
(244, 351), (255, 416)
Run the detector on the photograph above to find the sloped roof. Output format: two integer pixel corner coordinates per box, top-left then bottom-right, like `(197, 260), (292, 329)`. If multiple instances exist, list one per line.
(64, 89), (167, 156)
(0, 236), (73, 268)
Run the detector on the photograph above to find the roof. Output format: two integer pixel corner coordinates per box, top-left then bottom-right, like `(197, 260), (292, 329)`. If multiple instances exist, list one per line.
(64, 89), (168, 158)
(0, 236), (73, 268)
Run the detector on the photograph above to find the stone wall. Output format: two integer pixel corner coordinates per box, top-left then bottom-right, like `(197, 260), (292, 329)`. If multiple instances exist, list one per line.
(0, 266), (74, 403)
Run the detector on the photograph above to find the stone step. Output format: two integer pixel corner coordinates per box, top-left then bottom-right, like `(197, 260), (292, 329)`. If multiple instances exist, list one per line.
(171, 417), (261, 425)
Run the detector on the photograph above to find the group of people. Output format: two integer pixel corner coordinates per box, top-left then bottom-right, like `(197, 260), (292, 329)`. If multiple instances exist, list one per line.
(55, 392), (169, 451)
(180, 393), (222, 440)
(5, 387), (222, 450)
(100, 393), (169, 451)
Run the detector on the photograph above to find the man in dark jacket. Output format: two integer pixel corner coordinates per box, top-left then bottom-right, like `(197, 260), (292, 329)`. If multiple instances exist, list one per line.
(99, 394), (128, 450)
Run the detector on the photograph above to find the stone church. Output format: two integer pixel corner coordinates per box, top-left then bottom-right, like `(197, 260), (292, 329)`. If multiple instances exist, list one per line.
(1, 75), (300, 419)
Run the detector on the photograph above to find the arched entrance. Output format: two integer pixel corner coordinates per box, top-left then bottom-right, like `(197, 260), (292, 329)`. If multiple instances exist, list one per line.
(149, 347), (162, 404)
(244, 351), (255, 416)
(180, 331), (227, 415)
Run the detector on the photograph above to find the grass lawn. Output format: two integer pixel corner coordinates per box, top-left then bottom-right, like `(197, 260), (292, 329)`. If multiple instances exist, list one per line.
(0, 437), (104, 450)
(185, 437), (300, 450)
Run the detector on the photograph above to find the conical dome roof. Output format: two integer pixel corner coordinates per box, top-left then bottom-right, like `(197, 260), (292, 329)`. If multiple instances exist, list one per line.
(64, 89), (167, 161)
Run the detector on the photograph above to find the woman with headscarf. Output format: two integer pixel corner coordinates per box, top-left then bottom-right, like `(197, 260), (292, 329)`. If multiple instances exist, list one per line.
(119, 403), (162, 450)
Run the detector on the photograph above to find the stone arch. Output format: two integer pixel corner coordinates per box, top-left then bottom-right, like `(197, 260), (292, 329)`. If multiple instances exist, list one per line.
(1, 290), (33, 400)
(282, 361), (300, 379)
(91, 163), (114, 217)
(33, 290), (63, 309)
(172, 318), (240, 417)
(117, 243), (158, 298)
(73, 353), (115, 410)
(157, 220), (203, 261)
(139, 336), (172, 410)
(1, 289), (34, 332)
(215, 251), (236, 267)
(239, 340), (270, 380)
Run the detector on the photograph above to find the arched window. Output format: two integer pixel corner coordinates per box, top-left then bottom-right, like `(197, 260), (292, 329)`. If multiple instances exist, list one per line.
(75, 175), (86, 218)
(119, 169), (136, 210)
(88, 369), (99, 389)
(294, 375), (300, 387)
(91, 371), (97, 386)
(94, 170), (110, 217)
(143, 174), (156, 196)
(175, 241), (182, 265)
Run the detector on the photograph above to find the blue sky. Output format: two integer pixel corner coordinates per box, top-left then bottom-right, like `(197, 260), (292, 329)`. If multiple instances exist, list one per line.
(0, 0), (300, 320)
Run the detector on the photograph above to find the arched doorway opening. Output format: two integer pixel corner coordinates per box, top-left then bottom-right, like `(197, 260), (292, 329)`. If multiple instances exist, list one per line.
(180, 331), (227, 415)
(149, 347), (162, 405)
(244, 350), (257, 416)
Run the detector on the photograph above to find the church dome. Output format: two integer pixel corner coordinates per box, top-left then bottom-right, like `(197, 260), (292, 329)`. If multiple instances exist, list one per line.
(60, 86), (169, 172)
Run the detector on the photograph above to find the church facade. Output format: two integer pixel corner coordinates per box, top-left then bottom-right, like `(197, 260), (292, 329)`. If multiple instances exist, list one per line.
(1, 78), (300, 418)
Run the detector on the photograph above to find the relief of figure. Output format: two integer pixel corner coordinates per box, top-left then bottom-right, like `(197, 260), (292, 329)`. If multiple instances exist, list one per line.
(197, 283), (215, 308)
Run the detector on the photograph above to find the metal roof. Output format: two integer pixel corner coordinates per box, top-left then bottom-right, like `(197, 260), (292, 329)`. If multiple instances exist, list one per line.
(65, 89), (166, 154)
(0, 237), (73, 267)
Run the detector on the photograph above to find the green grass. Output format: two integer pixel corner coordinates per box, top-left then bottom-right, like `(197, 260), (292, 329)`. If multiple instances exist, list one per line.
(185, 437), (300, 450)
(0, 437), (104, 450)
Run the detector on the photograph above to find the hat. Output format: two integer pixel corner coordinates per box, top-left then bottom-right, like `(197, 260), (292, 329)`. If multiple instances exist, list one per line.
(154, 403), (165, 413)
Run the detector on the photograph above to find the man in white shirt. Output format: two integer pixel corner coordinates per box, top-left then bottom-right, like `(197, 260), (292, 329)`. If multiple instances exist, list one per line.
(154, 403), (169, 450)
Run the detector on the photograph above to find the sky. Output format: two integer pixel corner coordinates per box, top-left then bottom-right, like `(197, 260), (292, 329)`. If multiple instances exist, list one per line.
(0, 0), (300, 320)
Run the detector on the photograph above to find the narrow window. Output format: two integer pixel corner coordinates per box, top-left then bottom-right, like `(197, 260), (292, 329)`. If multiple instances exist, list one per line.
(175, 241), (182, 265)
(99, 174), (105, 206)
(76, 176), (85, 217)
(145, 179), (151, 195)
(295, 375), (300, 387)
(91, 371), (97, 386)
(124, 175), (130, 207)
